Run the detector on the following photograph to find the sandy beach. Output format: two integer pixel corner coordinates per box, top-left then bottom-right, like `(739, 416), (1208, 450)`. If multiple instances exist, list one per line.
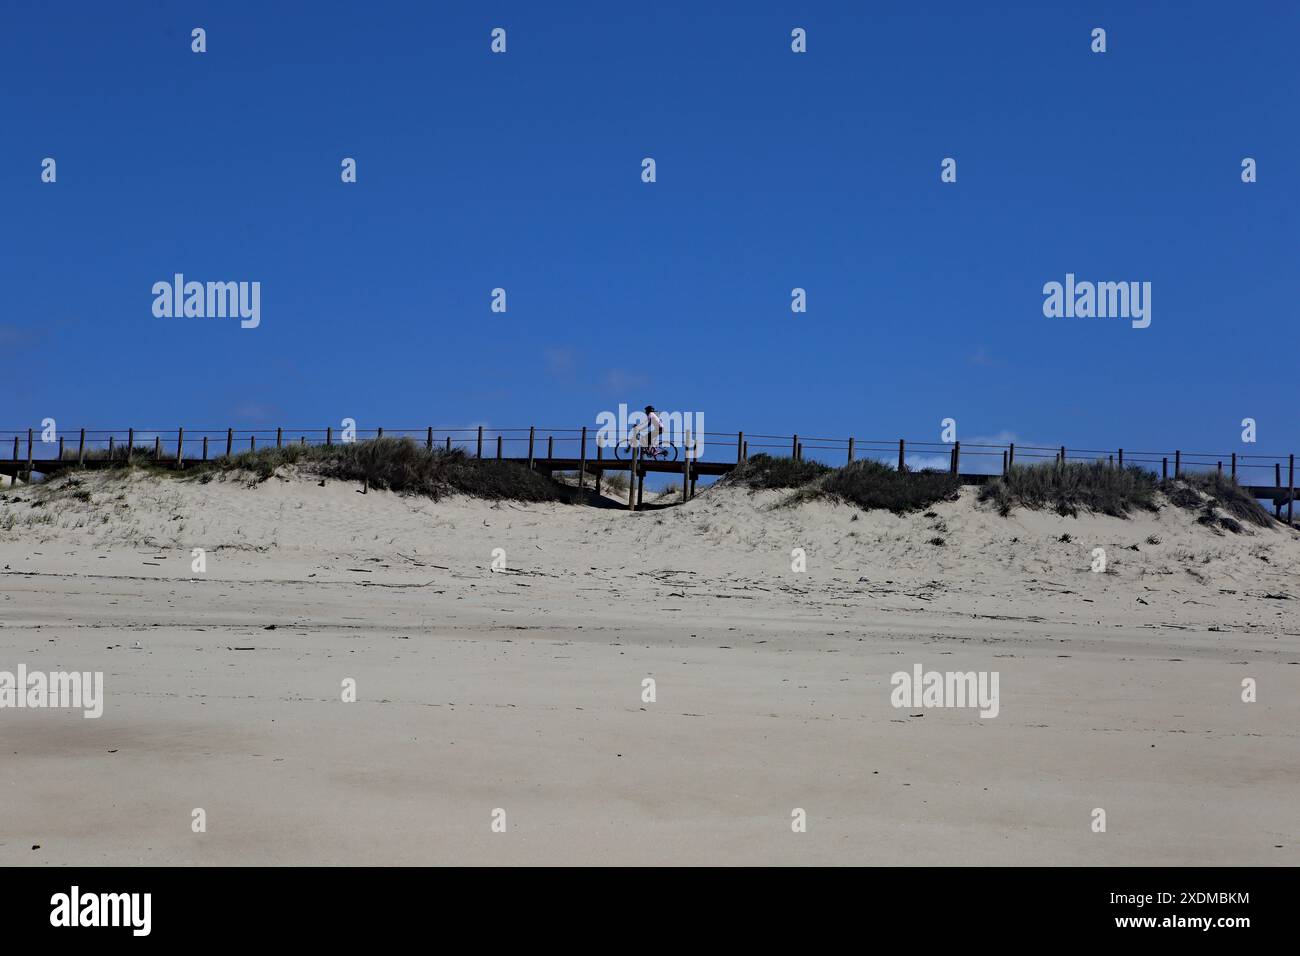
(2, 469), (1297, 865)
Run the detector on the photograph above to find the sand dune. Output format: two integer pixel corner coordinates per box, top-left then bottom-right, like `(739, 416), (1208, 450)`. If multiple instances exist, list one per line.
(2, 468), (1297, 865)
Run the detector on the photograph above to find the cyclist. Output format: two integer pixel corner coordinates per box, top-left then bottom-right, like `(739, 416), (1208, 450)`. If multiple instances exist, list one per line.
(643, 406), (665, 450)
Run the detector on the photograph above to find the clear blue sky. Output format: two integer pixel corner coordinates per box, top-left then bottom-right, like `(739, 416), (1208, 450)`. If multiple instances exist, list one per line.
(4, 1), (1297, 464)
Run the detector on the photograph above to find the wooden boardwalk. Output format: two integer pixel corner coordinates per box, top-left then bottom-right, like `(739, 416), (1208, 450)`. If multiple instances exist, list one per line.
(2, 425), (1295, 518)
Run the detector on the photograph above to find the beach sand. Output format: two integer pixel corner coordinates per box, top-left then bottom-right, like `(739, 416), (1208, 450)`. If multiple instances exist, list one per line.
(2, 469), (1297, 865)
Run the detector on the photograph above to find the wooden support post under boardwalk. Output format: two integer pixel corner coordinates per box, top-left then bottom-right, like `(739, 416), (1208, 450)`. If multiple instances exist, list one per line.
(27, 429), (33, 477)
(477, 426), (483, 459)
(128, 428), (134, 464)
(528, 427), (535, 469)
(898, 439), (905, 472)
(78, 429), (85, 467)
(579, 426), (587, 490)
(847, 438), (854, 464)
(682, 433), (690, 500)
(1290, 454), (1295, 525)
(627, 443), (638, 511)
(595, 443), (603, 496)
(636, 458), (645, 508)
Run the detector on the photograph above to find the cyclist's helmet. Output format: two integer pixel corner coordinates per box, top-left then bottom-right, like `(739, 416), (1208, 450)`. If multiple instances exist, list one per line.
(644, 405), (655, 414)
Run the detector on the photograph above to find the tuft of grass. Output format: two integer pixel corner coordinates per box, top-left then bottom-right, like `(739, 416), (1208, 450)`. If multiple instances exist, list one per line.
(600, 470), (631, 495)
(1175, 471), (1273, 528)
(979, 462), (1159, 518)
(724, 454), (832, 490)
(819, 460), (961, 514)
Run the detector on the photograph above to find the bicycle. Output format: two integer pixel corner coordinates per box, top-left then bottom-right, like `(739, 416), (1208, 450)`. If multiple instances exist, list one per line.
(612, 428), (680, 462)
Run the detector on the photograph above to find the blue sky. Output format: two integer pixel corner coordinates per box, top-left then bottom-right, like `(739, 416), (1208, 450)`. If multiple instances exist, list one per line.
(3, 1), (1297, 469)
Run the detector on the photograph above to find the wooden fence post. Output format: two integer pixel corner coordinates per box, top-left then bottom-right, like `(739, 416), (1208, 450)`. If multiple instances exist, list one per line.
(477, 426), (484, 459)
(1231, 452), (1236, 479)
(579, 426), (587, 490)
(128, 428), (135, 464)
(226, 428), (233, 457)
(445, 436), (451, 452)
(1162, 457), (1168, 481)
(78, 429), (86, 468)
(1175, 450), (1181, 479)
(791, 435), (798, 459)
(108, 436), (114, 460)
(1008, 442), (1015, 469)
(528, 427), (535, 469)
(276, 427), (282, 449)
(426, 427), (433, 450)
(736, 431), (744, 464)
(1217, 461), (1222, 477)
(326, 426), (333, 447)
(176, 428), (184, 467)
(497, 436), (502, 460)
(898, 439), (905, 472)
(250, 434), (256, 451)
(952, 441), (961, 476)
(547, 435), (554, 459)
(1118, 448), (1124, 469)
(1059, 445), (1066, 466)
(377, 427), (383, 439)
(847, 438), (854, 463)
(1002, 450), (1007, 474)
(202, 436), (209, 460)
(58, 436), (64, 461)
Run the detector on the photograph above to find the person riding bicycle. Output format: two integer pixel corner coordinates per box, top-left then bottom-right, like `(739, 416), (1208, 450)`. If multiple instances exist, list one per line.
(643, 406), (665, 450)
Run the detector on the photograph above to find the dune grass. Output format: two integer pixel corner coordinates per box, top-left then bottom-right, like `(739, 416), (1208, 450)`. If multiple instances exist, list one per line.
(725, 454), (959, 514)
(45, 438), (579, 503)
(979, 461), (1276, 526)
(979, 462), (1159, 518)
(724, 453), (832, 489)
